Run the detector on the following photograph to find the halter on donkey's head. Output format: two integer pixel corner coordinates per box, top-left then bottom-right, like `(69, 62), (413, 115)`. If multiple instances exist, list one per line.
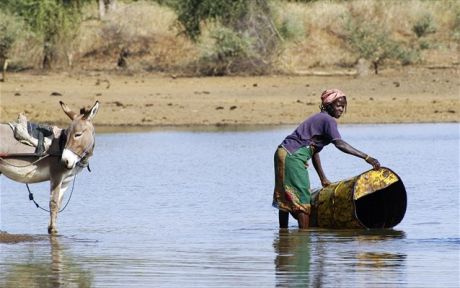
(60, 101), (99, 169)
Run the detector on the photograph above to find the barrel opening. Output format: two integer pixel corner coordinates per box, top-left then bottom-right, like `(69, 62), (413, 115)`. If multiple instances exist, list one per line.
(355, 181), (407, 229)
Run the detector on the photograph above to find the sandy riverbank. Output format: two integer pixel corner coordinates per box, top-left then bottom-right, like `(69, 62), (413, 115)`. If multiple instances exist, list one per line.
(0, 231), (45, 244)
(0, 67), (458, 129)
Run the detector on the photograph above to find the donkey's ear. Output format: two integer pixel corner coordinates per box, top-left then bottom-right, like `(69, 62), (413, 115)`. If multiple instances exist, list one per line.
(83, 101), (100, 121)
(60, 101), (77, 120)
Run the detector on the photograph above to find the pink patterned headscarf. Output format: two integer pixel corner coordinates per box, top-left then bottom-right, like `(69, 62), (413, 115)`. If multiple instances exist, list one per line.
(321, 89), (346, 105)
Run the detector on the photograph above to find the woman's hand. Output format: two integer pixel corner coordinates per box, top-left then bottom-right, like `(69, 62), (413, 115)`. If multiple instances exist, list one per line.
(321, 178), (331, 187)
(365, 156), (381, 170)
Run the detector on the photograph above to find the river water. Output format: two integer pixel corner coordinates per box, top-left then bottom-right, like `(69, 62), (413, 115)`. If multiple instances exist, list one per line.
(1, 123), (459, 287)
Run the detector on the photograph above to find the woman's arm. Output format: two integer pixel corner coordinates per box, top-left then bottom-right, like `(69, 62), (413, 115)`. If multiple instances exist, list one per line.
(312, 152), (331, 187)
(332, 139), (381, 170)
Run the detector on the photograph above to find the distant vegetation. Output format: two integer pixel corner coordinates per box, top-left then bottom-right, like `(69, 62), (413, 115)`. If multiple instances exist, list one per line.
(0, 0), (458, 76)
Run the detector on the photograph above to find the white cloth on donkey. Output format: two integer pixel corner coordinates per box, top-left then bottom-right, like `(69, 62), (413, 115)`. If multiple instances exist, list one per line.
(8, 113), (52, 149)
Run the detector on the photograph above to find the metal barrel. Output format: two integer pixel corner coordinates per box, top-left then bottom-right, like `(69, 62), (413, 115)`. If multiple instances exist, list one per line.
(310, 167), (407, 229)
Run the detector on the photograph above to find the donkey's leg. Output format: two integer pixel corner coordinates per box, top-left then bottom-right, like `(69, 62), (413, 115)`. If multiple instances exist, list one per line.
(57, 176), (73, 207)
(48, 172), (74, 234)
(49, 179), (63, 234)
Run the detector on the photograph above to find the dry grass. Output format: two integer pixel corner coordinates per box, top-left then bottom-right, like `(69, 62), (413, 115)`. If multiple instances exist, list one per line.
(7, 27), (42, 70)
(276, 0), (459, 70)
(74, 1), (197, 72)
(6, 0), (459, 73)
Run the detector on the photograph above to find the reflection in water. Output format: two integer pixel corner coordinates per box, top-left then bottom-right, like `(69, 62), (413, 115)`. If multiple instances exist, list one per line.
(1, 124), (458, 287)
(274, 230), (311, 287)
(1, 236), (92, 288)
(274, 229), (408, 287)
(350, 230), (407, 272)
(355, 251), (406, 268)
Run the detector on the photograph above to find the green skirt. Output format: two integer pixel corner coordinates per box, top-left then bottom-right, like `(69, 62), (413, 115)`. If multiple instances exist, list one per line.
(272, 146), (313, 217)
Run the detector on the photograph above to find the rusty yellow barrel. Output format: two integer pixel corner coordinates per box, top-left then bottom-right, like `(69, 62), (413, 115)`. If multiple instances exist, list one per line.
(310, 167), (407, 229)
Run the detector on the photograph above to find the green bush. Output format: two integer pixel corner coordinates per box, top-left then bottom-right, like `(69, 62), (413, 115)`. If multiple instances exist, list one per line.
(1, 0), (86, 69)
(198, 26), (254, 75)
(278, 13), (305, 41)
(0, 11), (25, 60)
(343, 15), (418, 73)
(418, 40), (431, 50)
(453, 10), (460, 40)
(394, 47), (419, 66)
(412, 14), (437, 38)
(211, 27), (253, 59)
(172, 0), (248, 41)
(176, 0), (282, 75)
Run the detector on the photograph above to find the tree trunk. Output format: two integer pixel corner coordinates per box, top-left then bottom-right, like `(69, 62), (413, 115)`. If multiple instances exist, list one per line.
(373, 61), (379, 75)
(98, 0), (117, 19)
(98, 0), (105, 19)
(42, 40), (53, 70)
(107, 0), (117, 11)
(1, 58), (8, 82)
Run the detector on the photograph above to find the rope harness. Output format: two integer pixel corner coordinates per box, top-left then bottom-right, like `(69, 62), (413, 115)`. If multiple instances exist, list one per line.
(26, 174), (77, 213)
(0, 153), (87, 214)
(0, 128), (93, 214)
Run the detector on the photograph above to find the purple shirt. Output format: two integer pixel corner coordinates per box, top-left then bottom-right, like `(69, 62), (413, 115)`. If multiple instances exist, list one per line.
(281, 111), (341, 153)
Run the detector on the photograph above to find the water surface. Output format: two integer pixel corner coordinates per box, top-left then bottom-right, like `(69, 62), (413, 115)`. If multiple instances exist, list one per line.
(1, 123), (459, 287)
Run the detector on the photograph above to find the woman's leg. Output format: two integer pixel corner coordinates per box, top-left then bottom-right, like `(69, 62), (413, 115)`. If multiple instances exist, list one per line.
(274, 146), (312, 229)
(279, 210), (289, 228)
(297, 212), (309, 229)
(284, 147), (312, 229)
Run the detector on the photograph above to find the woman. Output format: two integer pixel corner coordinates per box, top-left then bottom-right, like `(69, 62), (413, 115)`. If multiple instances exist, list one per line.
(272, 89), (380, 229)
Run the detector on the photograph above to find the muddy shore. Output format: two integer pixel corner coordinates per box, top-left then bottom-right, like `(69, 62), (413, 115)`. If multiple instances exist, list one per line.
(0, 67), (458, 129)
(0, 231), (46, 244)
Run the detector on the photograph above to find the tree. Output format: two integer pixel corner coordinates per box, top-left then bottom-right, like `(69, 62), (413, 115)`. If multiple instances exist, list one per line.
(98, 0), (117, 19)
(0, 11), (25, 81)
(170, 0), (283, 75)
(0, 0), (88, 69)
(343, 16), (418, 74)
(171, 0), (248, 41)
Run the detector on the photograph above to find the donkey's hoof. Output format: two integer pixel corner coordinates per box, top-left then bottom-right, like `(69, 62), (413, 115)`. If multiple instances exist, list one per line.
(48, 226), (58, 235)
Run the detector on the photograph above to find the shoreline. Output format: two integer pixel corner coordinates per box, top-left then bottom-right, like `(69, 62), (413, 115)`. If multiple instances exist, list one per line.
(92, 121), (458, 134)
(1, 68), (458, 128)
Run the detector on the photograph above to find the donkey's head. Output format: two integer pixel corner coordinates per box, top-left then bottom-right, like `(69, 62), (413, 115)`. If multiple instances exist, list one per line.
(60, 101), (100, 169)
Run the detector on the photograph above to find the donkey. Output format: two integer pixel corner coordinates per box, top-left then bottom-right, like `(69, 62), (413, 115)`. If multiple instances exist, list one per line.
(0, 101), (99, 234)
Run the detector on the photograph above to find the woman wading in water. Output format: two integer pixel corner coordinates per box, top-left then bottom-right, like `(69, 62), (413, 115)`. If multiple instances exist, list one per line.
(272, 89), (381, 229)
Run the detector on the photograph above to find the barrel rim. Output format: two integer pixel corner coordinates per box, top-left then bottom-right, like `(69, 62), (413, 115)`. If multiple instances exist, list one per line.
(352, 166), (402, 200)
(352, 166), (407, 229)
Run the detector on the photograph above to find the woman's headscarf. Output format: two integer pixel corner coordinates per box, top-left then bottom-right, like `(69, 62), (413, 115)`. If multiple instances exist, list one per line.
(321, 89), (346, 106)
